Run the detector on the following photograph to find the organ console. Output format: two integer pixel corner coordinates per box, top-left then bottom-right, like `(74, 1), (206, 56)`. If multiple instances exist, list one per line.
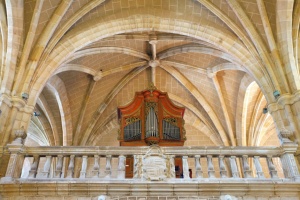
(117, 85), (186, 146)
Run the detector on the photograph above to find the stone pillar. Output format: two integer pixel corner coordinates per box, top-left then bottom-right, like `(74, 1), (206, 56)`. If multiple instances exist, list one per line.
(28, 155), (39, 178)
(79, 155), (88, 179)
(133, 155), (142, 179)
(167, 155), (175, 178)
(253, 156), (265, 178)
(36, 156), (52, 178)
(117, 155), (126, 179)
(207, 155), (215, 178)
(266, 156), (278, 178)
(229, 156), (239, 178)
(66, 155), (75, 178)
(242, 155), (252, 178)
(92, 155), (100, 178)
(219, 155), (227, 178)
(195, 155), (203, 178)
(280, 143), (300, 181)
(182, 156), (190, 179)
(1, 144), (25, 182)
(54, 155), (63, 178)
(104, 155), (112, 178)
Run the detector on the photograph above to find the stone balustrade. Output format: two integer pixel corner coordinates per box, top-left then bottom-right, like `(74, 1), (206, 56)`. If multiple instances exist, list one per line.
(1, 144), (300, 182)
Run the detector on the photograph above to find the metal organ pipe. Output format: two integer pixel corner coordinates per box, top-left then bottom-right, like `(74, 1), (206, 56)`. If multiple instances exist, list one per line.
(146, 107), (158, 138)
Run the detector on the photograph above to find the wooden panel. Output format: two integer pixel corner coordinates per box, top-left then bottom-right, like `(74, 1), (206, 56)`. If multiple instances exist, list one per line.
(125, 156), (133, 178)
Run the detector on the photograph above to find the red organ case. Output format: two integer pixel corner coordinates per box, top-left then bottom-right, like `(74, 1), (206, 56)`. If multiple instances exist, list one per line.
(117, 87), (186, 146)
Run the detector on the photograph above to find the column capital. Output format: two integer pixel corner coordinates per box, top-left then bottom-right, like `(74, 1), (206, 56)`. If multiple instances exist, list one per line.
(268, 90), (300, 113)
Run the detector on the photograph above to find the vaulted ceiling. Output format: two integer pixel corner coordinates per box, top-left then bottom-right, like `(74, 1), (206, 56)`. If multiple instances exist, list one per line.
(1, 0), (287, 147)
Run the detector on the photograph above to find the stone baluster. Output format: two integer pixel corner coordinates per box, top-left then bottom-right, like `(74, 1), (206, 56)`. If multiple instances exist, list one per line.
(105, 155), (112, 178)
(117, 155), (126, 179)
(37, 156), (52, 178)
(280, 143), (300, 181)
(133, 155), (142, 179)
(92, 155), (100, 178)
(229, 156), (239, 178)
(266, 156), (278, 178)
(219, 155), (227, 178)
(79, 155), (88, 179)
(167, 155), (175, 178)
(242, 155), (252, 178)
(195, 155), (203, 178)
(207, 155), (215, 178)
(253, 156), (265, 178)
(28, 155), (40, 178)
(66, 155), (75, 178)
(54, 155), (63, 178)
(182, 156), (190, 179)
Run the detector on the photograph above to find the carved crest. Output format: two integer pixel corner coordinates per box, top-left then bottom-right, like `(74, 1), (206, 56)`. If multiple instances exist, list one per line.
(142, 145), (167, 181)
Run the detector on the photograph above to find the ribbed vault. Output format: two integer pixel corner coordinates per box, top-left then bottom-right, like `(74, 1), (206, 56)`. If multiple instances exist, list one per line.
(4, 0), (297, 148)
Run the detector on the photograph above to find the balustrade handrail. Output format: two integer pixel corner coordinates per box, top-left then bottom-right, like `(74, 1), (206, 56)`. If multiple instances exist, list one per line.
(2, 144), (300, 183)
(5, 144), (285, 157)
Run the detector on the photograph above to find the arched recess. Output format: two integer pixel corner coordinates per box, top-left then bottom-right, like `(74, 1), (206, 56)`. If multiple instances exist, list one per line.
(62, 47), (150, 65)
(25, 13), (274, 106)
(27, 119), (51, 146)
(0, 1), (7, 85)
(55, 62), (148, 80)
(47, 75), (73, 146)
(1, 1), (23, 93)
(36, 94), (60, 146)
(54, 64), (97, 76)
(236, 75), (256, 146)
(254, 113), (278, 146)
(28, 109), (54, 146)
(158, 44), (237, 64)
(277, 0), (300, 92)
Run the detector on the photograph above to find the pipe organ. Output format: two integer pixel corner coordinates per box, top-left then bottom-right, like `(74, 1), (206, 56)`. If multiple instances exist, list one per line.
(118, 86), (186, 146)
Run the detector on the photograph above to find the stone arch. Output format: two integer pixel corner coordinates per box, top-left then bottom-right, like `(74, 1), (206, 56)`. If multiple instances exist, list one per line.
(1, 1), (23, 93)
(47, 75), (73, 146)
(25, 13), (275, 106)
(235, 74), (255, 146)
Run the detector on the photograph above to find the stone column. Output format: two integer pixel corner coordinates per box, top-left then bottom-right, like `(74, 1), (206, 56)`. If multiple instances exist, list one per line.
(207, 155), (215, 178)
(266, 156), (278, 178)
(219, 155), (227, 178)
(242, 155), (252, 178)
(229, 156), (239, 178)
(105, 155), (112, 178)
(28, 155), (40, 178)
(79, 155), (88, 179)
(182, 156), (190, 179)
(117, 155), (126, 179)
(133, 155), (142, 179)
(195, 155), (203, 178)
(167, 155), (175, 178)
(54, 155), (63, 178)
(1, 144), (25, 182)
(92, 155), (100, 178)
(280, 143), (300, 181)
(36, 156), (52, 178)
(66, 155), (75, 178)
(253, 156), (265, 178)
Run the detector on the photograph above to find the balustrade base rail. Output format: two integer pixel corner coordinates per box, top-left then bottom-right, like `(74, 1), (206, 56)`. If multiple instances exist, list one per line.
(0, 180), (300, 197)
